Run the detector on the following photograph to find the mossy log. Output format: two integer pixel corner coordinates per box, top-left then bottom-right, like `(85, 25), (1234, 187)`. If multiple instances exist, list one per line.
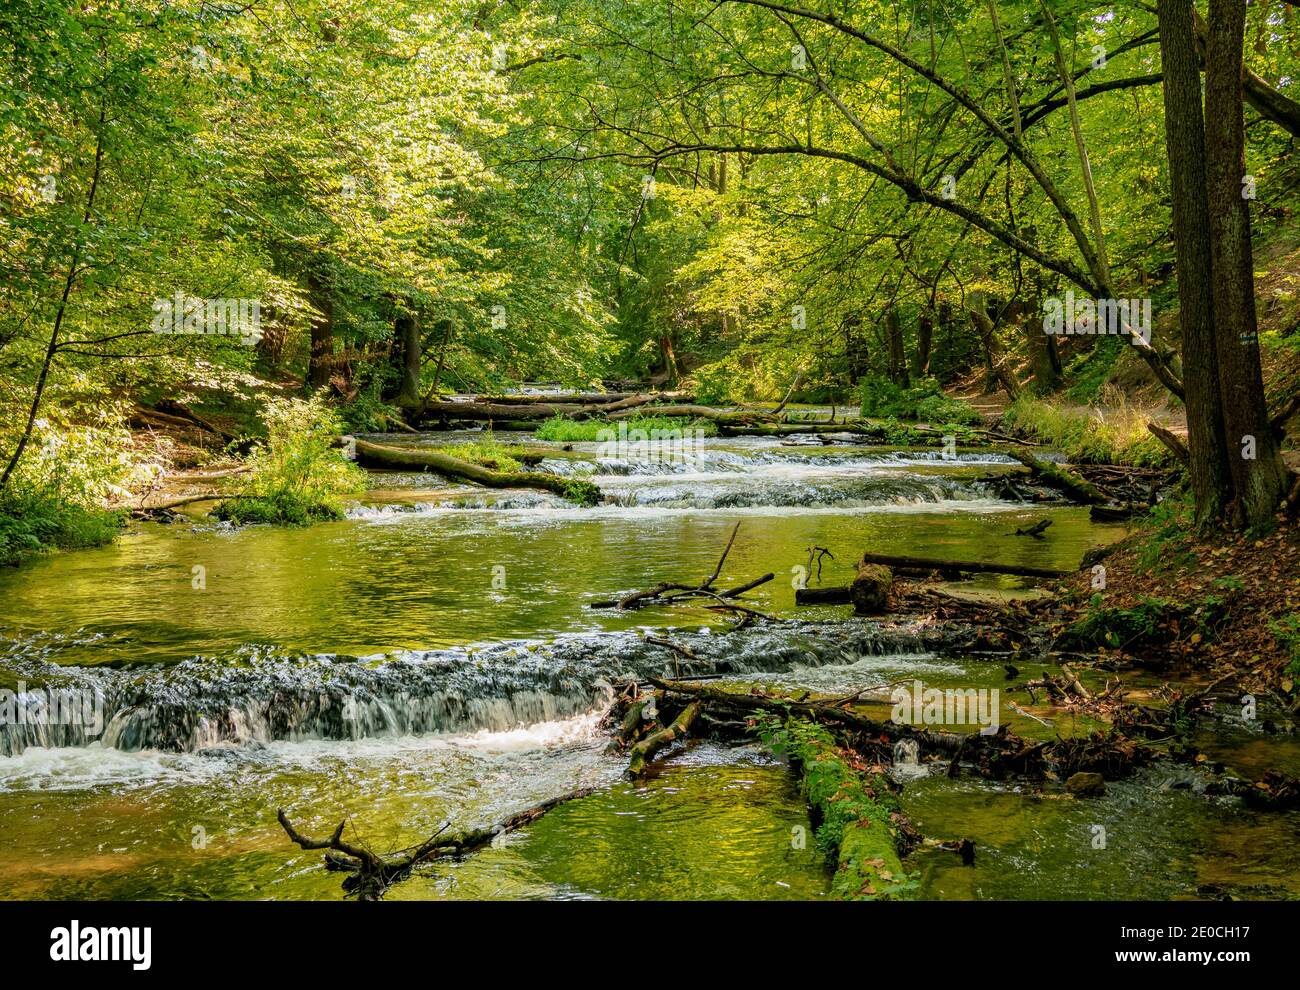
(353, 438), (600, 504)
(626, 701), (700, 777)
(1007, 450), (1107, 505)
(773, 719), (911, 900)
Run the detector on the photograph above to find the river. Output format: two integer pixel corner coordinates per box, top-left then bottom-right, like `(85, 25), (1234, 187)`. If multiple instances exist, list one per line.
(1, 432), (1296, 900)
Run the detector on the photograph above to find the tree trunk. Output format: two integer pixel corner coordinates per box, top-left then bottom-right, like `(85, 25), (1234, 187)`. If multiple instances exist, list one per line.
(885, 305), (909, 387)
(307, 271), (334, 390)
(1022, 315), (1059, 394)
(969, 293), (1021, 399)
(393, 311), (421, 409)
(1157, 0), (1232, 525)
(1204, 0), (1290, 528)
(915, 309), (934, 377)
(851, 562), (892, 615)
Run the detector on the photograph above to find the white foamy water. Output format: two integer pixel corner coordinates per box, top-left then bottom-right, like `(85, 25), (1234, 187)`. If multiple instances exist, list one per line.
(0, 710), (608, 793)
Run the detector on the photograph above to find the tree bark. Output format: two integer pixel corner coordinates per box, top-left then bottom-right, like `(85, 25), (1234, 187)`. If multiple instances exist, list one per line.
(915, 309), (934, 377)
(885, 305), (909, 387)
(307, 270), (334, 390)
(1157, 0), (1232, 525)
(393, 310), (421, 410)
(851, 562), (892, 614)
(1204, 0), (1290, 528)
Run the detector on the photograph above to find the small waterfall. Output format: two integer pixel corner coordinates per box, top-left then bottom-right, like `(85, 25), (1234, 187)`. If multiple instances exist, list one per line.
(1, 623), (958, 756)
(893, 738), (920, 766)
(890, 737), (927, 780)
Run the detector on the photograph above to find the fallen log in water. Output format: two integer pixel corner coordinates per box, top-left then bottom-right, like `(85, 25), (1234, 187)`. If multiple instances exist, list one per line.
(626, 701), (700, 777)
(857, 551), (1071, 579)
(852, 561), (892, 614)
(587, 523), (776, 621)
(353, 438), (601, 504)
(1006, 450), (1108, 505)
(278, 789), (595, 900)
(794, 586), (853, 605)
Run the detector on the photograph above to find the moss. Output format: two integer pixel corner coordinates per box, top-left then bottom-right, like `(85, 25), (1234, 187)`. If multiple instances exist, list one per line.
(759, 716), (913, 900)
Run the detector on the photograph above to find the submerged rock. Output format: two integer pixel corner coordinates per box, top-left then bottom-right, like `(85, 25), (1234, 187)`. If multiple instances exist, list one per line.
(1066, 771), (1106, 797)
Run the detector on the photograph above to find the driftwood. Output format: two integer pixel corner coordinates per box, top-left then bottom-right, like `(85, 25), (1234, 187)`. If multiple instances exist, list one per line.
(278, 789), (594, 900)
(1014, 519), (1053, 538)
(354, 438), (600, 504)
(587, 523), (775, 619)
(794, 586), (853, 605)
(627, 701), (701, 777)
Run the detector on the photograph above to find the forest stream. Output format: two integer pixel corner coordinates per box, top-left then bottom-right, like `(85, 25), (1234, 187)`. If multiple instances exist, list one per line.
(2, 429), (1295, 901)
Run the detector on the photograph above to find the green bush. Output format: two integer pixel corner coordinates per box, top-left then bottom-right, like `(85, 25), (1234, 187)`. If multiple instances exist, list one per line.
(1272, 615), (1300, 691)
(215, 394), (366, 526)
(0, 401), (144, 565)
(533, 413), (718, 442)
(440, 430), (526, 472)
(858, 375), (981, 425)
(0, 497), (125, 567)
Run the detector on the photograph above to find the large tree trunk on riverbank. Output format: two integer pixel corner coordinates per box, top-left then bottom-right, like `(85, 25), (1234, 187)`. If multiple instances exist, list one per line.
(1204, 0), (1291, 529)
(1158, 0), (1232, 526)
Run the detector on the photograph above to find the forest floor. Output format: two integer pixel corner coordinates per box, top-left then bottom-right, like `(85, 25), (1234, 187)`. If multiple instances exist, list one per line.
(1053, 515), (1300, 692)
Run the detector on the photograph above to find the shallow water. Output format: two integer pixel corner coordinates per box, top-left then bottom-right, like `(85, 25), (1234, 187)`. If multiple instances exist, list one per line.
(0, 433), (1291, 900)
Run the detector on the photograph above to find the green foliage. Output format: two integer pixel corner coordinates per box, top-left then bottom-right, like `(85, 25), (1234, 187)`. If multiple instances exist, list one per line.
(1002, 396), (1174, 467)
(0, 498), (124, 568)
(562, 478), (602, 507)
(1133, 496), (1198, 573)
(215, 396), (365, 526)
(439, 431), (526, 472)
(0, 399), (144, 565)
(533, 414), (717, 442)
(1271, 615), (1300, 689)
(859, 376), (981, 425)
(1062, 590), (1232, 651)
(1063, 337), (1125, 403)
